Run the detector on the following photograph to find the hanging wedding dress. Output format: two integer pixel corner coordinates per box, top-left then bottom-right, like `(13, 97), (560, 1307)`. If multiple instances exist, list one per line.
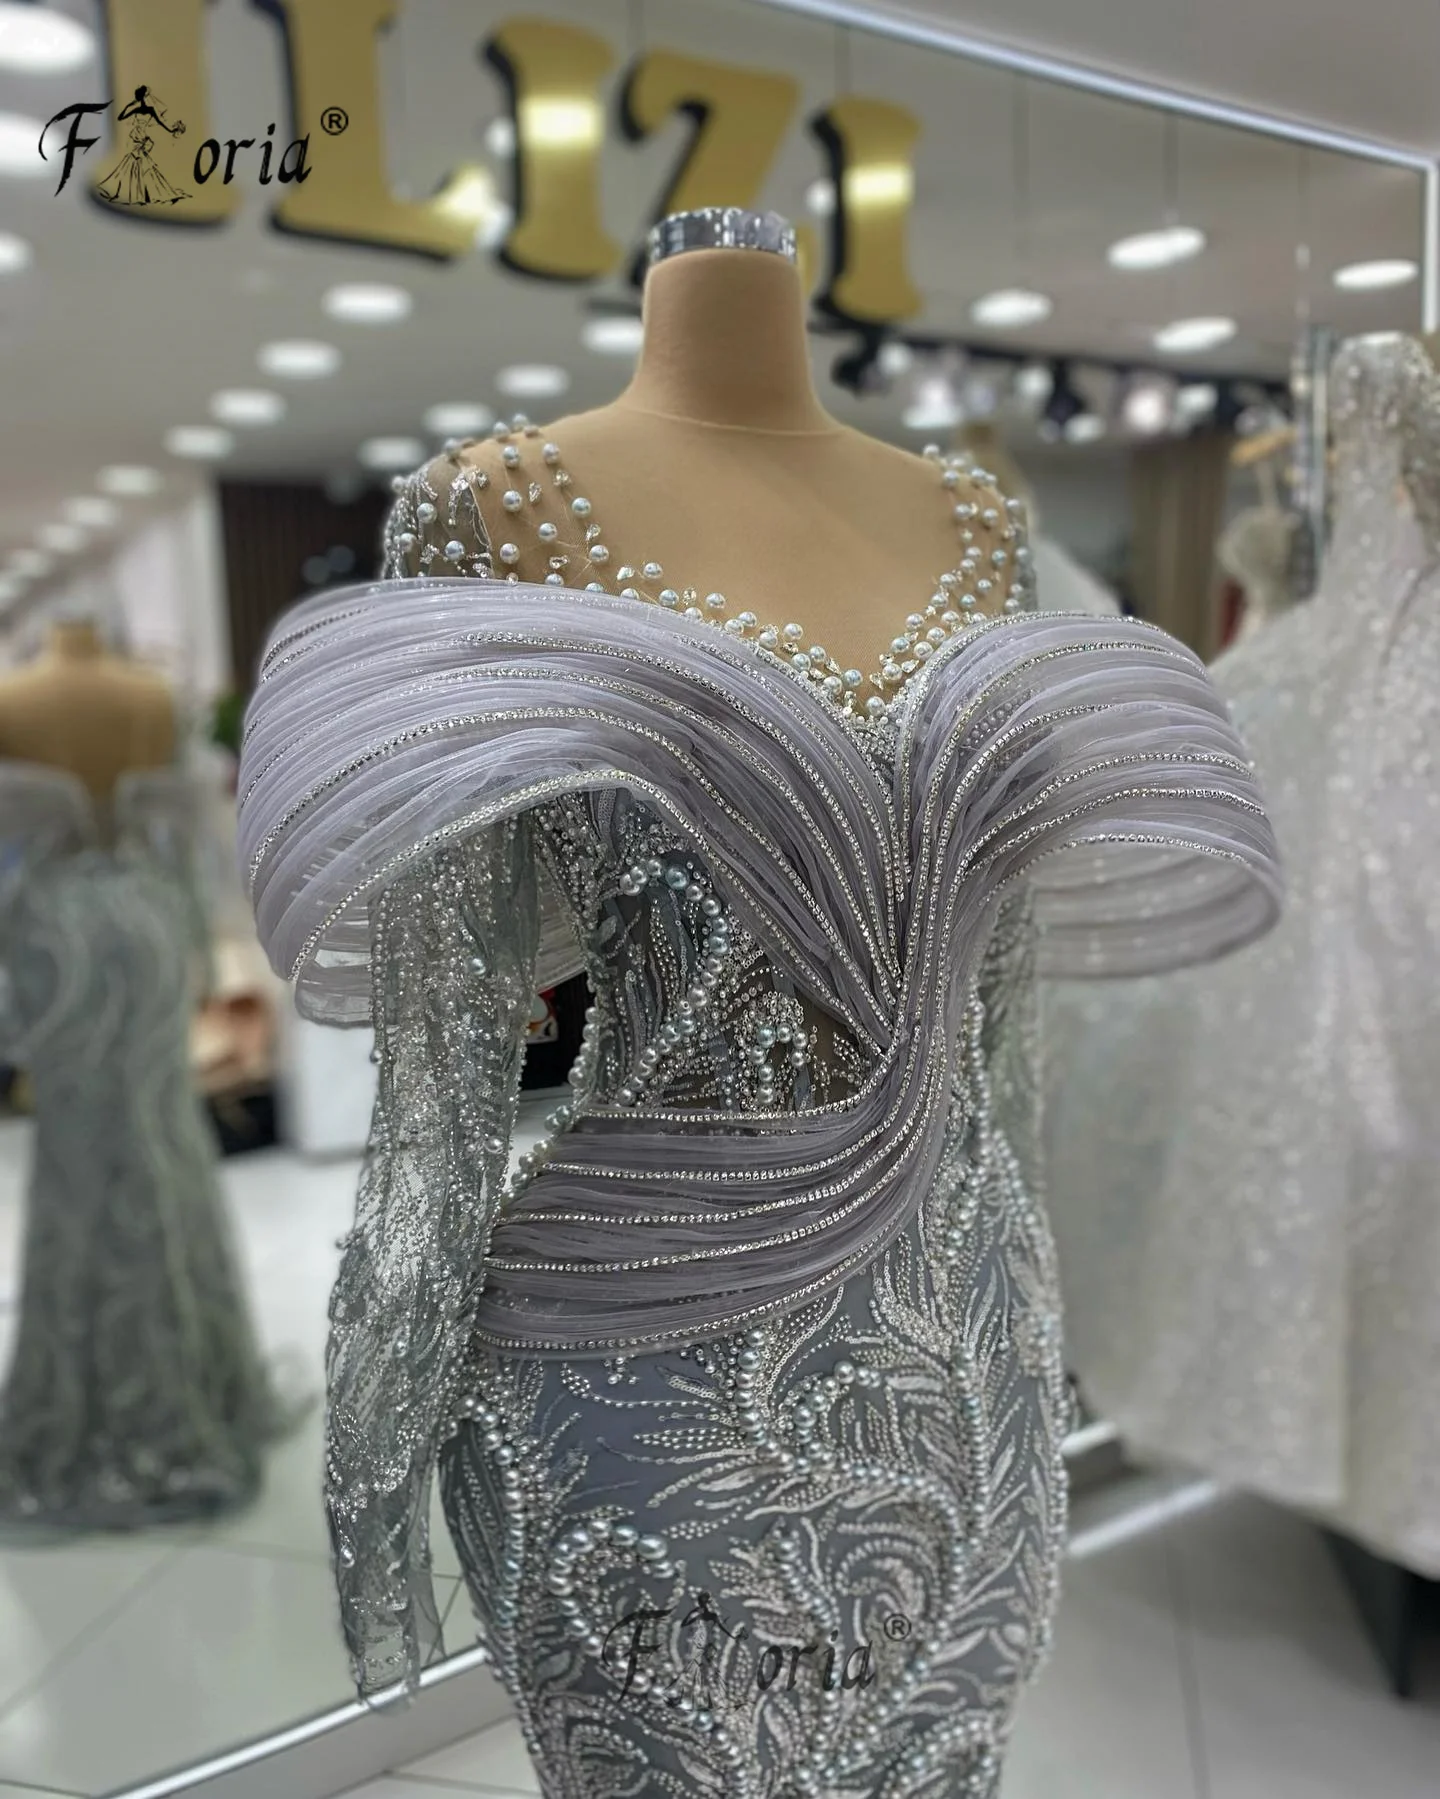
(239, 424), (1278, 1797)
(1044, 332), (1440, 1574)
(0, 766), (287, 1526)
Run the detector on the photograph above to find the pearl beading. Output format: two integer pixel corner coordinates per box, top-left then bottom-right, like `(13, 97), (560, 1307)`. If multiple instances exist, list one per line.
(404, 415), (1037, 723)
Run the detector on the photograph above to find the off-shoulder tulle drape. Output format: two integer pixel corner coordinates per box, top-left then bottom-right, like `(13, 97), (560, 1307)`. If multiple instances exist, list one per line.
(238, 578), (1281, 1696)
(241, 584), (1282, 1356)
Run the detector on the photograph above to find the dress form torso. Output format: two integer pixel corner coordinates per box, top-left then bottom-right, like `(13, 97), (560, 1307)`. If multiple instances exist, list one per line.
(424, 244), (1020, 683)
(0, 622), (175, 806)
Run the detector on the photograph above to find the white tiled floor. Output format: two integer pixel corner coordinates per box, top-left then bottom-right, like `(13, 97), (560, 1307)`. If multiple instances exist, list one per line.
(338, 1475), (1440, 1799)
(0, 1104), (553, 1796)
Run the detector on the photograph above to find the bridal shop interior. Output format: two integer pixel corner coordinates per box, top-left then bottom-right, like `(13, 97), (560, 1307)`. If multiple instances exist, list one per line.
(0, 0), (1437, 1796)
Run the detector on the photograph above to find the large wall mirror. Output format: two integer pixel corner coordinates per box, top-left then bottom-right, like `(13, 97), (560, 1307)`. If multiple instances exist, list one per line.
(0, 2), (1428, 1795)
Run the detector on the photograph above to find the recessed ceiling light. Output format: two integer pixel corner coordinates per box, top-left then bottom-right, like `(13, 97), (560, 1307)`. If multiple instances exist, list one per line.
(165, 425), (235, 459)
(1154, 316), (1236, 354)
(97, 464), (163, 497)
(878, 340), (914, 379)
(484, 117), (516, 159)
(258, 339), (341, 379)
(0, 231), (31, 274)
(496, 363), (570, 399)
(423, 402), (494, 436)
(901, 373), (963, 433)
(0, 111), (46, 178)
(1107, 225), (1207, 272)
(805, 177), (836, 218)
(358, 435), (426, 471)
(1065, 413), (1106, 444)
(210, 388), (286, 426)
(1015, 363), (1054, 403)
(1333, 258), (1419, 292)
(322, 282), (413, 324)
(581, 315), (644, 356)
(970, 289), (1053, 330)
(63, 496), (121, 529)
(6, 548), (51, 577)
(1122, 378), (1175, 435)
(1175, 382), (1219, 419)
(37, 522), (87, 554)
(0, 5), (94, 73)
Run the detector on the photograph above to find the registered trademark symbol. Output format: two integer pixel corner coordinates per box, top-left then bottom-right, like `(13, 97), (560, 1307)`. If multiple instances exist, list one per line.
(883, 1613), (911, 1641)
(321, 106), (349, 136)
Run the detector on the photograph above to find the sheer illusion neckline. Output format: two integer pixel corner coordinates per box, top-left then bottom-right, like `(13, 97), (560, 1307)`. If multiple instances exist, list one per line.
(478, 421), (1037, 722)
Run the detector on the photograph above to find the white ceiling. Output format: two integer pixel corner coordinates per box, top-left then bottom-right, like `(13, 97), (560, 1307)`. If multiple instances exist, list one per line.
(787, 0), (1440, 156)
(0, 0), (1429, 606)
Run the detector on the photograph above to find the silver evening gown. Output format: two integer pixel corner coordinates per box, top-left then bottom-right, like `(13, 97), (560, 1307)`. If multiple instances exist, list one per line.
(238, 430), (1280, 1799)
(0, 763), (284, 1527)
(1045, 332), (1440, 1576)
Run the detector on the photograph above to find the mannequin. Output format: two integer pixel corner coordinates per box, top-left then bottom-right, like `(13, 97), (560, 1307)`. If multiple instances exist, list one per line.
(0, 614), (287, 1528)
(432, 210), (1016, 677)
(0, 619), (174, 804)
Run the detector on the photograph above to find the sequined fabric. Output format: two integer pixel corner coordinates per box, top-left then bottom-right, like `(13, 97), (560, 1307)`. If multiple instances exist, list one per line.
(239, 435), (1279, 1797)
(1045, 332), (1440, 1576)
(0, 764), (288, 1527)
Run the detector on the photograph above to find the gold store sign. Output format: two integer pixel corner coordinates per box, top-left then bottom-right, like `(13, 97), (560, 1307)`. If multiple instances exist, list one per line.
(90, 0), (921, 325)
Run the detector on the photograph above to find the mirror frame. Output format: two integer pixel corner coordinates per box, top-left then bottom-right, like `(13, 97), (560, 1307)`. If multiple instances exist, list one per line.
(100, 4), (1437, 1794)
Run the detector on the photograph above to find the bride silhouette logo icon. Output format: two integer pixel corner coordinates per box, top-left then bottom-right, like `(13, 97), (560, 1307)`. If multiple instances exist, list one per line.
(97, 86), (191, 206)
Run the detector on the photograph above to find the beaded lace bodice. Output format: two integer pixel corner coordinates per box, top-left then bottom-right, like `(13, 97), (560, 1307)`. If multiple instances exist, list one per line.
(240, 420), (1281, 1703)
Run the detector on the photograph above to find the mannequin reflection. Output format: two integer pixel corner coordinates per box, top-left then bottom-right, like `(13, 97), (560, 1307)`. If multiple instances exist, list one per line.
(0, 618), (174, 802)
(438, 224), (1015, 676)
(0, 616), (288, 1528)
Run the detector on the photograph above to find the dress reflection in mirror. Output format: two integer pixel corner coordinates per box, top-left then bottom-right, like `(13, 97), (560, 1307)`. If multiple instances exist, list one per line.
(1045, 331), (1440, 1578)
(239, 206), (1281, 1797)
(0, 617), (289, 1528)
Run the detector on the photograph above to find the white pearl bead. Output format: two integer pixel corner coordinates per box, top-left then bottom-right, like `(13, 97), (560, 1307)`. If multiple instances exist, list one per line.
(791, 652), (812, 672)
(842, 668), (863, 687)
(865, 695), (887, 718)
(705, 592), (726, 610)
(502, 445), (520, 466)
(882, 661), (902, 682)
(758, 628), (778, 648)
(890, 636), (910, 656)
(590, 545), (610, 563)
(537, 521), (558, 541)
(443, 540), (466, 561)
(658, 588), (680, 607)
(737, 610), (757, 628)
(502, 490), (522, 512)
(782, 622), (803, 641)
(542, 442), (561, 464)
(642, 561), (663, 579)
(499, 543), (520, 564)
(571, 497), (592, 518)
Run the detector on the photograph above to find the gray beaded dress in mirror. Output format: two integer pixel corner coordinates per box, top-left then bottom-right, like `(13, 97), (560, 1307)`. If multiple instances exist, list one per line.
(0, 766), (282, 1526)
(239, 431), (1280, 1799)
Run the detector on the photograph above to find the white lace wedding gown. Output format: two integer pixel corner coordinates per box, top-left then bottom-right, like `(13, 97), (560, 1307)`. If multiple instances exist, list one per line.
(1044, 333), (1440, 1574)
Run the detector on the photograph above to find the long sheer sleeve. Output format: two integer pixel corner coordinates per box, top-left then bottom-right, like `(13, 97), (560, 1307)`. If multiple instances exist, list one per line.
(326, 817), (539, 1702)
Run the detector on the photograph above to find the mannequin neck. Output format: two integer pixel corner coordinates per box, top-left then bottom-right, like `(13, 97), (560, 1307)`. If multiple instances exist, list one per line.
(619, 250), (834, 434)
(47, 620), (106, 662)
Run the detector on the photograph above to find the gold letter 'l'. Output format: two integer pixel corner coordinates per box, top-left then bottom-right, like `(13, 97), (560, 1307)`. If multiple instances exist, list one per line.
(263, 0), (479, 258)
(95, 0), (235, 224)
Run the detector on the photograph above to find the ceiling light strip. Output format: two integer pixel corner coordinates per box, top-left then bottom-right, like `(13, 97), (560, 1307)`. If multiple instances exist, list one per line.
(752, 0), (1436, 170)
